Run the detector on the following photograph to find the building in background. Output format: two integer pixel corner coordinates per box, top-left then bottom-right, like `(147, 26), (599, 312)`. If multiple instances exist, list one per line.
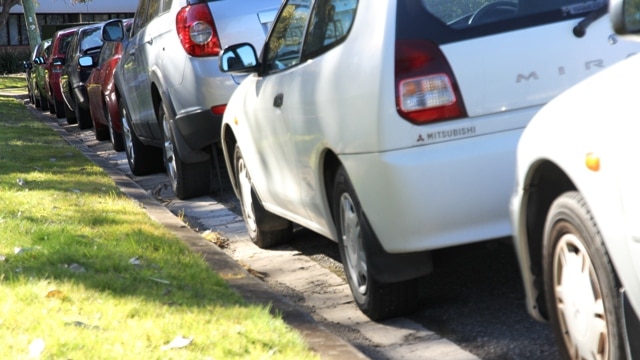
(3, 0), (137, 48)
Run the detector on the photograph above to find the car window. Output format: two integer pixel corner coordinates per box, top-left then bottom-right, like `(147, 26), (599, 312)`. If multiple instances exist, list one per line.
(422, 0), (606, 29)
(302, 0), (357, 57)
(80, 27), (103, 52)
(97, 41), (117, 66)
(59, 32), (75, 55)
(64, 34), (78, 62)
(132, 0), (151, 36)
(264, 0), (312, 72)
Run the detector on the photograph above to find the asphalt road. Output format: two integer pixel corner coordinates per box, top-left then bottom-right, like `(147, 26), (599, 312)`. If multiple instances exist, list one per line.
(29, 101), (561, 360)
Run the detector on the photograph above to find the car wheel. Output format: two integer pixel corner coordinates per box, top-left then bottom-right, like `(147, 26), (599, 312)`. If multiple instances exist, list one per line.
(103, 101), (121, 148)
(75, 98), (93, 130)
(234, 144), (292, 248)
(120, 99), (163, 175)
(332, 165), (421, 321)
(39, 91), (49, 111)
(48, 93), (56, 114)
(54, 96), (65, 119)
(160, 102), (212, 200)
(543, 191), (625, 360)
(34, 91), (41, 108)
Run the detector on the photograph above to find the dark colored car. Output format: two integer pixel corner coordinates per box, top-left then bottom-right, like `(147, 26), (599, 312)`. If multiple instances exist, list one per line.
(86, 19), (132, 151)
(24, 38), (52, 110)
(60, 22), (104, 129)
(45, 26), (81, 119)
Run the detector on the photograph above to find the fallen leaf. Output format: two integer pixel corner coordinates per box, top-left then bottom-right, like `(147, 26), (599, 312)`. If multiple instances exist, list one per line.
(161, 335), (193, 351)
(149, 277), (170, 284)
(16, 178), (25, 186)
(45, 289), (65, 299)
(129, 256), (142, 265)
(28, 338), (45, 358)
(67, 263), (86, 273)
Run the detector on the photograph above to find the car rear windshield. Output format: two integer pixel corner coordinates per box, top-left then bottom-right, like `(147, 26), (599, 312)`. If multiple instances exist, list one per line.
(400, 0), (607, 44)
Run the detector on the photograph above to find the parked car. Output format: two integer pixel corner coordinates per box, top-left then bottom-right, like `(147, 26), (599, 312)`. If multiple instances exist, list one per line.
(218, 0), (640, 320)
(24, 38), (52, 110)
(44, 26), (81, 119)
(60, 22), (104, 129)
(86, 19), (133, 152)
(510, 0), (640, 358)
(100, 0), (281, 200)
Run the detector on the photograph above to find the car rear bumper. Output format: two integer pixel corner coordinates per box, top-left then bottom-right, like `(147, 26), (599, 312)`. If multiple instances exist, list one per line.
(339, 127), (523, 254)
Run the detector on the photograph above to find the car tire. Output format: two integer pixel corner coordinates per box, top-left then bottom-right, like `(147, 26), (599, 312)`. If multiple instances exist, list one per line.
(75, 98), (93, 130)
(54, 97), (65, 119)
(120, 99), (163, 175)
(34, 91), (41, 108)
(39, 91), (49, 111)
(234, 144), (293, 248)
(542, 191), (625, 360)
(160, 103), (212, 200)
(106, 102), (124, 152)
(93, 101), (110, 141)
(332, 165), (421, 321)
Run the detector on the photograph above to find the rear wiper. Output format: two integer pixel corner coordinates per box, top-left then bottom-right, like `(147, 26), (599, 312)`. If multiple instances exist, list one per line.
(570, 2), (608, 38)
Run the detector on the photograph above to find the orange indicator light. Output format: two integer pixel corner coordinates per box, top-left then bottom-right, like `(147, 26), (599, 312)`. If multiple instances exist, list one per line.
(586, 152), (600, 172)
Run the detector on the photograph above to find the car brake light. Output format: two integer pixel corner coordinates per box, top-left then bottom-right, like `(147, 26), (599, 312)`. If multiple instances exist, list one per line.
(395, 40), (466, 124)
(211, 104), (226, 115)
(176, 4), (221, 57)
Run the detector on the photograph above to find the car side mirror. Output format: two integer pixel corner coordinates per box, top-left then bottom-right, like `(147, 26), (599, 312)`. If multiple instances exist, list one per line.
(610, 0), (640, 35)
(34, 57), (44, 65)
(102, 19), (125, 42)
(79, 55), (94, 67)
(23, 61), (33, 70)
(219, 43), (259, 73)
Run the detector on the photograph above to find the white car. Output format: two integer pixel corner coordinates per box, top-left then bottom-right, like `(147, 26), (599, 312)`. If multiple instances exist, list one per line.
(219, 0), (640, 320)
(510, 0), (640, 358)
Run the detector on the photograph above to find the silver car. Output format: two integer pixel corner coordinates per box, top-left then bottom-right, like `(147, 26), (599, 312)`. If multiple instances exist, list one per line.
(103, 0), (281, 199)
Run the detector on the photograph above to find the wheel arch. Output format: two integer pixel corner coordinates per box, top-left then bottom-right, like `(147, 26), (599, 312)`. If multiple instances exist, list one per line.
(522, 159), (576, 320)
(222, 123), (239, 197)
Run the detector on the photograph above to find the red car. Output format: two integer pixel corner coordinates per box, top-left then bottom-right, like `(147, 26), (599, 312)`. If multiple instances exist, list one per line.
(86, 19), (132, 151)
(44, 26), (81, 120)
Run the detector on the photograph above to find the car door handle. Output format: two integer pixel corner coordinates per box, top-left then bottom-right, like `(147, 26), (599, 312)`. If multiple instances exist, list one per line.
(145, 38), (153, 46)
(273, 93), (283, 108)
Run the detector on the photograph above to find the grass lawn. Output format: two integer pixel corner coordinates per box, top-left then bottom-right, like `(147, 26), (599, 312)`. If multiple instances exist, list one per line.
(0, 77), (318, 359)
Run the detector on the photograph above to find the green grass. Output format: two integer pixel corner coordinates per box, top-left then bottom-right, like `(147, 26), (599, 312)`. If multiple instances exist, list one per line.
(0, 78), (318, 359)
(0, 74), (28, 91)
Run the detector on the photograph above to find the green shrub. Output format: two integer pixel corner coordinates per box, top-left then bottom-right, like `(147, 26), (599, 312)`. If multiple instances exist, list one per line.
(0, 47), (30, 74)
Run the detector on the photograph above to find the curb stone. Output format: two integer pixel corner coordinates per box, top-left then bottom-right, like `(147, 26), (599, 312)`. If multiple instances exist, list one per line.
(17, 96), (369, 360)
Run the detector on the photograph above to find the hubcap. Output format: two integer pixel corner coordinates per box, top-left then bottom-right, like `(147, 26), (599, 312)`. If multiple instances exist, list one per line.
(339, 193), (367, 296)
(121, 106), (134, 163)
(162, 116), (178, 187)
(105, 101), (116, 145)
(553, 232), (608, 360)
(237, 157), (257, 236)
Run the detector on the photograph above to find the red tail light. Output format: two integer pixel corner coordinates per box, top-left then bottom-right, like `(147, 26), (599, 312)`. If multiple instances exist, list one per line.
(176, 4), (221, 57)
(211, 104), (226, 115)
(395, 40), (466, 124)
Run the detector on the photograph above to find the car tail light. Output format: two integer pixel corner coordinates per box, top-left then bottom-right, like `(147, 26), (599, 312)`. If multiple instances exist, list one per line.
(395, 40), (466, 124)
(211, 104), (226, 115)
(176, 4), (221, 57)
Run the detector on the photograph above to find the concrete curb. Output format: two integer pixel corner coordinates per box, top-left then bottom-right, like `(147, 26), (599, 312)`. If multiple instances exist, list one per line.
(20, 98), (369, 360)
